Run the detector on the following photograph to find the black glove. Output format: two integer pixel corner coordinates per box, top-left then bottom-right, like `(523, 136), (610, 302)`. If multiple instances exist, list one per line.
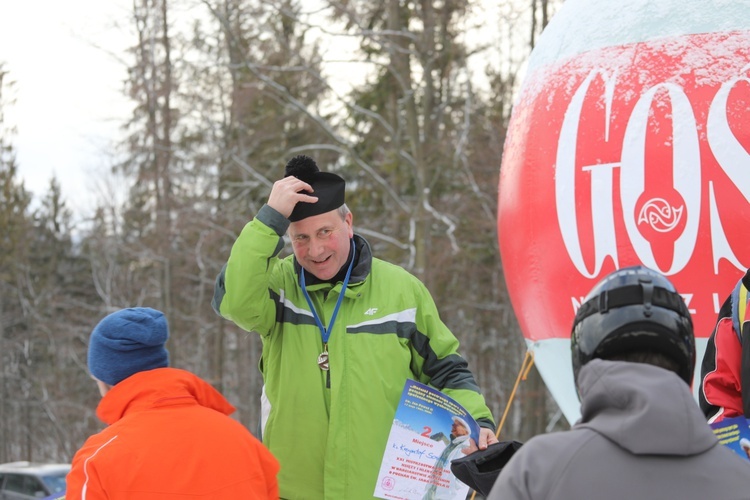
(450, 440), (523, 497)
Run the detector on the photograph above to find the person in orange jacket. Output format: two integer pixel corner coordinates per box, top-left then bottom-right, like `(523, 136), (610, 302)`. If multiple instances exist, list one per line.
(66, 307), (279, 500)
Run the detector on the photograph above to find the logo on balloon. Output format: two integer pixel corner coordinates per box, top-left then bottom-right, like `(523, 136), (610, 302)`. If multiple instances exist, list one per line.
(637, 198), (684, 234)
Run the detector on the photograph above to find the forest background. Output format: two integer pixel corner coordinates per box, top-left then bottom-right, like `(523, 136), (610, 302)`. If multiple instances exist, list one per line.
(0, 0), (566, 463)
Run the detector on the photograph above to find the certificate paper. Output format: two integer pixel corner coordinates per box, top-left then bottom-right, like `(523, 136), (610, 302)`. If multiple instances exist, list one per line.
(374, 380), (480, 500)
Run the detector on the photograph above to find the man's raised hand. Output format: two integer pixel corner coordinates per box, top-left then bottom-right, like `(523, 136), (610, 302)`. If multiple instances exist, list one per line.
(267, 176), (318, 219)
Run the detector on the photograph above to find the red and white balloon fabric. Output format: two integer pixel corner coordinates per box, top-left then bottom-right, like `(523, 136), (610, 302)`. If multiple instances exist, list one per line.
(498, 0), (750, 423)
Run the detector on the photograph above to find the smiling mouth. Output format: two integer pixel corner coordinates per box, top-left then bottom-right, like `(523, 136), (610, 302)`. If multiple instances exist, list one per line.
(312, 256), (331, 264)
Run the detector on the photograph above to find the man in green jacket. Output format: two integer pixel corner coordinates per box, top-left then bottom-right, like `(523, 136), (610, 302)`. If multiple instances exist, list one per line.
(212, 155), (497, 499)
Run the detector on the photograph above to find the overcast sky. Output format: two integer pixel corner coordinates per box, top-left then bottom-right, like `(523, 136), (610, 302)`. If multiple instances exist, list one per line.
(0, 0), (368, 216)
(0, 0), (133, 214)
(1, 1), (506, 217)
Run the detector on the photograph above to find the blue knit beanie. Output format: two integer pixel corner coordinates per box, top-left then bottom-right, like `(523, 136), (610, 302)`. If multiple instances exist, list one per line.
(88, 307), (170, 386)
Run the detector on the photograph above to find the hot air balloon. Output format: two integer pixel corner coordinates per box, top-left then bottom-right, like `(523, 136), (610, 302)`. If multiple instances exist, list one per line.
(498, 0), (750, 423)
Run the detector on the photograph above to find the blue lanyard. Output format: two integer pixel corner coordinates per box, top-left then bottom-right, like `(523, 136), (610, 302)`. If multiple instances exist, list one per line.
(300, 239), (356, 344)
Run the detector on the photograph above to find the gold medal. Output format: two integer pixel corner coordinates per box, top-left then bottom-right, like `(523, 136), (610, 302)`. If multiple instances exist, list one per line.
(317, 349), (329, 371)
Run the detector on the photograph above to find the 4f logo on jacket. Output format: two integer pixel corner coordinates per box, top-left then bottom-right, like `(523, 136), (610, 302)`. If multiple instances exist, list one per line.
(364, 308), (378, 316)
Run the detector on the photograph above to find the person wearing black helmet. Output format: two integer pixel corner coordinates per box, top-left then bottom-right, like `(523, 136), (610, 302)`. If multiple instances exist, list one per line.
(487, 265), (750, 500)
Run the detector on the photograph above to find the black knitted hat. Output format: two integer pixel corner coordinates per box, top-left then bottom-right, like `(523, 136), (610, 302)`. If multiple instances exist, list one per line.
(284, 155), (345, 222)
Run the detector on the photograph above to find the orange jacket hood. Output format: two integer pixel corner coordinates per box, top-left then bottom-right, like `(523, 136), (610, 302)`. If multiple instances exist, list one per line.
(96, 367), (235, 424)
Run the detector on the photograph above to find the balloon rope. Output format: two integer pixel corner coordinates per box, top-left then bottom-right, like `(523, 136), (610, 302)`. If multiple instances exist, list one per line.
(495, 350), (535, 439)
(469, 350), (535, 500)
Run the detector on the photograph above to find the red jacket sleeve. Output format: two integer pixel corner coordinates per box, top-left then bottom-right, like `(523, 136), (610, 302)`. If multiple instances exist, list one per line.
(699, 269), (750, 423)
(699, 311), (743, 422)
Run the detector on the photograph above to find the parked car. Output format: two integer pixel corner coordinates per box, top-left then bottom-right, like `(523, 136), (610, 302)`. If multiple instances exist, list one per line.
(0, 462), (69, 500)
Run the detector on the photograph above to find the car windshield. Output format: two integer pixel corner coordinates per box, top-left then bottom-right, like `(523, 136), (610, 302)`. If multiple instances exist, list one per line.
(41, 472), (67, 494)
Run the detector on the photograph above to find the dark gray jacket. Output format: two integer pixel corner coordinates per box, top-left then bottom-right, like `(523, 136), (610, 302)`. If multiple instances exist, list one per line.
(488, 359), (750, 500)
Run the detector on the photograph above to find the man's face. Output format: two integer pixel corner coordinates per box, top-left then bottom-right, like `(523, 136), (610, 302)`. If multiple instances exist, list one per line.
(289, 208), (354, 281)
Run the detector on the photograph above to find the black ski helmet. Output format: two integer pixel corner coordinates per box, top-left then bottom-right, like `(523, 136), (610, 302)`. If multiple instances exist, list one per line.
(571, 265), (695, 386)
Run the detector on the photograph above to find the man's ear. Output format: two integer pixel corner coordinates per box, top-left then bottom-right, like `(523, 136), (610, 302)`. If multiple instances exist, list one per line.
(345, 212), (354, 236)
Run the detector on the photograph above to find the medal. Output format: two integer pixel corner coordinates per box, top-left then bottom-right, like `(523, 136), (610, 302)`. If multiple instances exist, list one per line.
(317, 345), (330, 371)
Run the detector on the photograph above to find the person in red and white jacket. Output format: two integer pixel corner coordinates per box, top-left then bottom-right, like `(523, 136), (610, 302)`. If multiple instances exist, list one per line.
(699, 269), (750, 423)
(67, 307), (279, 500)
